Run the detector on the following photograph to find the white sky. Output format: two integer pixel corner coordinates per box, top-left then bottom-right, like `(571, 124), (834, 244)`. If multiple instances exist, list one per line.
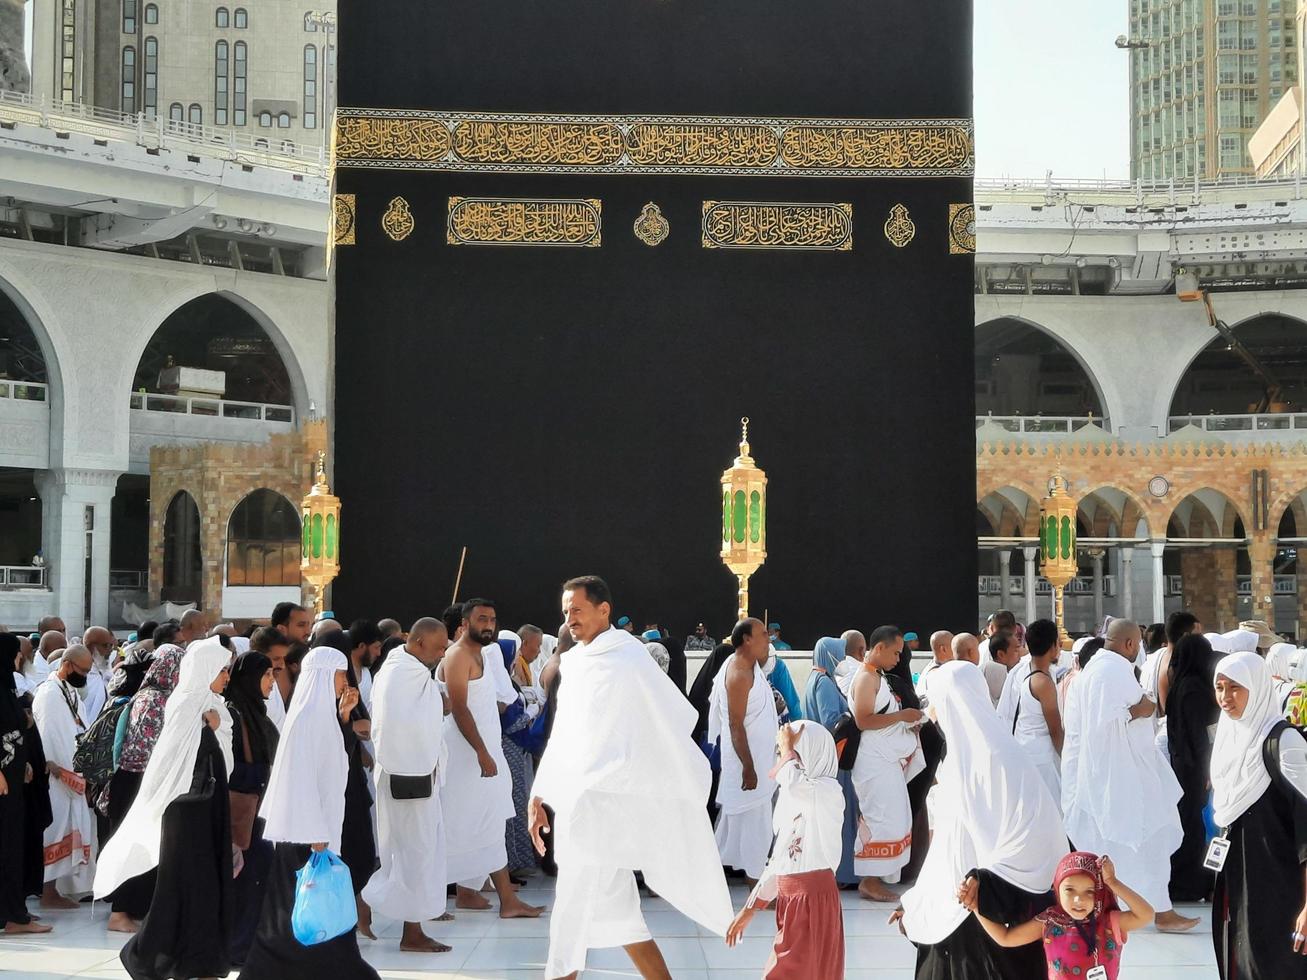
(22, 1), (1130, 181)
(976, 2), (1131, 180)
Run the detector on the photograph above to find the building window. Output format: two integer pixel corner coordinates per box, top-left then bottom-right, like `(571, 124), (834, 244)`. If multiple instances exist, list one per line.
(169, 102), (182, 122)
(60, 0), (76, 102)
(121, 46), (135, 114)
(304, 10), (317, 31)
(143, 37), (157, 118)
(257, 110), (272, 127)
(276, 111), (290, 128)
(215, 40), (229, 125)
(233, 41), (247, 125)
(215, 6), (228, 27)
(189, 103), (202, 127)
(234, 7), (247, 28)
(226, 490), (301, 587)
(144, 3), (157, 24)
(122, 0), (137, 34)
(303, 45), (317, 129)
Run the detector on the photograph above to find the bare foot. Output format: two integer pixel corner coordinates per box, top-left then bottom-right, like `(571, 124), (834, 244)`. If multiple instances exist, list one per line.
(400, 929), (452, 953)
(499, 900), (545, 919)
(106, 912), (139, 934)
(858, 881), (899, 903)
(1156, 910), (1201, 933)
(455, 888), (493, 911)
(4, 921), (53, 935)
(39, 893), (78, 911)
(431, 912), (455, 922)
(356, 897), (376, 940)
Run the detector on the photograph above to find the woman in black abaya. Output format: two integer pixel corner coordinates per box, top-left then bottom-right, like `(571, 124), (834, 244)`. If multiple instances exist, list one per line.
(1165, 633), (1219, 902)
(0, 635), (49, 934)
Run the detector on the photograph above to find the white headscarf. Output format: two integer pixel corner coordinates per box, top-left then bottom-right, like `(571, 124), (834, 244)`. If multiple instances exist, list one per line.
(1206, 632), (1234, 655)
(1291, 649), (1307, 684)
(902, 661), (1066, 945)
(93, 637), (233, 898)
(771, 721), (845, 875)
(1267, 642), (1296, 681)
(1211, 651), (1282, 828)
(259, 647), (349, 851)
(1223, 629), (1259, 654)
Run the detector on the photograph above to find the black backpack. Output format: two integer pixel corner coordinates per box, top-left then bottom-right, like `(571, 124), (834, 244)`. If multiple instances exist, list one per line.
(73, 699), (128, 788)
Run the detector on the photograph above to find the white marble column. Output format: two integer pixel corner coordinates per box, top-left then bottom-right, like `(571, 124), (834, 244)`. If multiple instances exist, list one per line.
(1091, 550), (1105, 628)
(34, 468), (121, 635)
(1023, 546), (1038, 625)
(1121, 547), (1135, 621)
(1151, 539), (1167, 625)
(999, 549), (1012, 611)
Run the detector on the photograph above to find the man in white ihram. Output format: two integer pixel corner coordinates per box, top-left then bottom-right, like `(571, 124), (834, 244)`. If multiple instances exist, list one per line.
(1061, 617), (1200, 932)
(530, 576), (732, 980)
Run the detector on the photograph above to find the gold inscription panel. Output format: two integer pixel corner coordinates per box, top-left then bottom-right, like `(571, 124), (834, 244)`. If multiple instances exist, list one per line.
(447, 198), (602, 246)
(701, 202), (852, 250)
(335, 109), (973, 177)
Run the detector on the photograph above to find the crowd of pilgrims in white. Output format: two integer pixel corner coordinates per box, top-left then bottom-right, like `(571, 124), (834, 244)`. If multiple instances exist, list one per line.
(2, 585), (1307, 980)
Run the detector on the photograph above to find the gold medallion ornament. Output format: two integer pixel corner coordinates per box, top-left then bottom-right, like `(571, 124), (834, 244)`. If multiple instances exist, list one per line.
(333, 194), (356, 245)
(382, 196), (415, 242)
(633, 202), (669, 246)
(702, 202), (852, 250)
(948, 202), (976, 254)
(447, 198), (601, 246)
(334, 109), (974, 178)
(883, 203), (916, 248)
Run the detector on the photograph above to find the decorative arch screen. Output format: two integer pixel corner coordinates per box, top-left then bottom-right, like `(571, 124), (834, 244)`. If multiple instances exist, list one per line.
(226, 489), (301, 585)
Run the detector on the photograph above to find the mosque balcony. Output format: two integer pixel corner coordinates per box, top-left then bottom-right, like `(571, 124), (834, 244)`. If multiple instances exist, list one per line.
(127, 392), (295, 474)
(0, 563), (54, 634)
(977, 575), (1117, 597)
(1167, 412), (1307, 445)
(0, 380), (51, 469)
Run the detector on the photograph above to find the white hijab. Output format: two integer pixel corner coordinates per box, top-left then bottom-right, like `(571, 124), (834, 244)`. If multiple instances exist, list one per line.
(1291, 649), (1307, 684)
(93, 637), (233, 898)
(1267, 643), (1296, 681)
(1223, 629), (1259, 654)
(771, 721), (845, 875)
(902, 661), (1066, 945)
(1206, 632), (1234, 655)
(259, 647), (349, 851)
(1211, 651), (1281, 828)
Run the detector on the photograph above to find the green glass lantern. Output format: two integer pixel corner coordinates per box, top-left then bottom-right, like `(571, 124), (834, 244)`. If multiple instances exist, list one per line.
(720, 417), (767, 622)
(301, 450), (341, 615)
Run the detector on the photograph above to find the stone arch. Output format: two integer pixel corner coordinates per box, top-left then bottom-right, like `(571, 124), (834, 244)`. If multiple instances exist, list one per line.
(162, 489), (202, 603)
(1162, 487), (1250, 540)
(223, 487), (302, 587)
(1075, 484), (1153, 540)
(1167, 311), (1307, 418)
(975, 316), (1112, 424)
(0, 268), (69, 459)
(977, 484), (1040, 537)
(123, 285), (311, 418)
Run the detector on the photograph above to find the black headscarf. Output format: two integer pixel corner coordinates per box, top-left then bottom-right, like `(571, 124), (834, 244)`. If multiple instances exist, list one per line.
(370, 635), (406, 679)
(311, 631), (369, 722)
(107, 646), (153, 699)
(225, 651), (279, 765)
(1167, 634), (1220, 773)
(0, 634), (26, 756)
(688, 642), (733, 742)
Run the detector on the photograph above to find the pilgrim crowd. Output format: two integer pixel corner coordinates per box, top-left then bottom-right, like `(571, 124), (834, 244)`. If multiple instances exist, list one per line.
(2, 587), (1307, 980)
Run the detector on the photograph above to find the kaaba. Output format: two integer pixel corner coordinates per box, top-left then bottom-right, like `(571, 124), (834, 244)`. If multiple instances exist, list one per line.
(330, 0), (977, 642)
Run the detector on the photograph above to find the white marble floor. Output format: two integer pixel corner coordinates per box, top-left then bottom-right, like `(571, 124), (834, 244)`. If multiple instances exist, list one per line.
(0, 881), (1219, 979)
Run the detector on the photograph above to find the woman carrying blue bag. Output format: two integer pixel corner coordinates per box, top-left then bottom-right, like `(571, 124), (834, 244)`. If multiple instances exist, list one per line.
(238, 647), (380, 980)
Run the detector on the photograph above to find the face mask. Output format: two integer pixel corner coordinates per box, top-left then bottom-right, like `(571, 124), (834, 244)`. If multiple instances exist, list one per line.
(65, 670), (87, 689)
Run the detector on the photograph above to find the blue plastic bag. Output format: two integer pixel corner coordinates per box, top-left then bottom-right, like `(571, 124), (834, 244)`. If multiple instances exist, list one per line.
(291, 849), (357, 946)
(1202, 793), (1220, 846)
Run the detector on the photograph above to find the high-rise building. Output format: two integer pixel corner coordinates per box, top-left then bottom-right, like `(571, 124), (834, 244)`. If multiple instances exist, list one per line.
(1130, 0), (1299, 182)
(25, 0), (335, 150)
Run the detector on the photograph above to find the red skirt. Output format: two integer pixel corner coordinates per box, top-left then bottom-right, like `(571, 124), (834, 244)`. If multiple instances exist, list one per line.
(764, 868), (845, 980)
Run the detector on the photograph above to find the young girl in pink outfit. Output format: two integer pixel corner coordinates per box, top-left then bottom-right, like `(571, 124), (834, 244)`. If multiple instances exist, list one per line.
(970, 851), (1155, 979)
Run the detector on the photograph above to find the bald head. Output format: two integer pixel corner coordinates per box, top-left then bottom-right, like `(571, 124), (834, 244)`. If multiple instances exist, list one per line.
(83, 626), (115, 663)
(1105, 617), (1140, 661)
(930, 630), (954, 663)
(37, 615), (66, 635)
(841, 630), (867, 661)
(952, 633), (980, 664)
(406, 617), (448, 667)
(311, 618), (343, 642)
(378, 618), (403, 639)
(179, 609), (208, 643)
(38, 630), (66, 658)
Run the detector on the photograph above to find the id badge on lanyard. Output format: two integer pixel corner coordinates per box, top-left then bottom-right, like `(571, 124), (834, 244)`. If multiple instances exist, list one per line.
(1204, 833), (1232, 873)
(1086, 967), (1108, 980)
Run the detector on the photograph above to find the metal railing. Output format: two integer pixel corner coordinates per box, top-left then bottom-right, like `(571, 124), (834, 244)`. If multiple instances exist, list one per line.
(129, 392), (294, 424)
(1235, 574), (1299, 596)
(0, 380), (49, 403)
(979, 575), (1116, 597)
(0, 90), (328, 176)
(109, 569), (147, 590)
(0, 565), (47, 589)
(1170, 413), (1307, 433)
(977, 414), (1111, 434)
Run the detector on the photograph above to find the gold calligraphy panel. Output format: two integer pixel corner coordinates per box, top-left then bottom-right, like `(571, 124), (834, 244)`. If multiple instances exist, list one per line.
(334, 116), (451, 162)
(701, 202), (852, 250)
(451, 121), (624, 166)
(333, 194), (356, 246)
(447, 198), (602, 247)
(334, 109), (973, 177)
(949, 203), (976, 254)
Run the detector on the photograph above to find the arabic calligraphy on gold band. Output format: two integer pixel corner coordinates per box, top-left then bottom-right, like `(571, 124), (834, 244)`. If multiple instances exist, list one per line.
(335, 109), (973, 178)
(333, 194), (356, 246)
(701, 202), (852, 250)
(447, 198), (602, 246)
(948, 203), (976, 254)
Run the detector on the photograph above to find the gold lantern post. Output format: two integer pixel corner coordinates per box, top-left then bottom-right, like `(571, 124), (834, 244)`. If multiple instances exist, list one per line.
(1038, 467), (1078, 650)
(720, 417), (767, 622)
(301, 450), (341, 616)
